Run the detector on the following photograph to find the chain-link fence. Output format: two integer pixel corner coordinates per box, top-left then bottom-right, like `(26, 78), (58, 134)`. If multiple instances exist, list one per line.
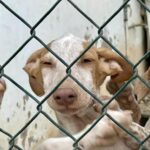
(0, 0), (150, 150)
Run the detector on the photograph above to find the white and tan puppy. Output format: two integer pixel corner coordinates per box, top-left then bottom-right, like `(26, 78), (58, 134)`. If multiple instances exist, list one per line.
(24, 34), (134, 134)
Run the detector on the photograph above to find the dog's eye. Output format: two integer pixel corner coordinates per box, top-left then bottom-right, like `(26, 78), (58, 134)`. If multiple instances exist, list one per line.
(82, 58), (93, 64)
(42, 61), (53, 66)
(41, 58), (56, 67)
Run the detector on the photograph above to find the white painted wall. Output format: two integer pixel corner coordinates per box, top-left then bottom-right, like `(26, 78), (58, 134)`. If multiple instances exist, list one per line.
(145, 0), (150, 52)
(0, 0), (144, 149)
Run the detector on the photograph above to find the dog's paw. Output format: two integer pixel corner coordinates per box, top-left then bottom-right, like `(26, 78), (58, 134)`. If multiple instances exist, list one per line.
(80, 110), (132, 149)
(106, 110), (133, 136)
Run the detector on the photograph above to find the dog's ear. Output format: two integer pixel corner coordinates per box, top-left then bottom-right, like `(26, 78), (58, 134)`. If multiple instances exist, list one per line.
(97, 47), (133, 83)
(23, 48), (47, 96)
(0, 78), (6, 106)
(134, 67), (150, 101)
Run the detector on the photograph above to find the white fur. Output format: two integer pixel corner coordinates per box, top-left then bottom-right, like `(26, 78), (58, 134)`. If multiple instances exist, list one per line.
(50, 34), (85, 64)
(40, 34), (100, 134)
(37, 110), (131, 150)
(42, 34), (95, 95)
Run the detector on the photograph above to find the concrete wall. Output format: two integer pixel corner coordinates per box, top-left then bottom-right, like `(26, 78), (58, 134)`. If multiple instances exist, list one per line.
(0, 0), (145, 149)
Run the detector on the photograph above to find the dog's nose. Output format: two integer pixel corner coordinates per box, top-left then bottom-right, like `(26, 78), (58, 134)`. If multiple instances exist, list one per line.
(53, 88), (77, 105)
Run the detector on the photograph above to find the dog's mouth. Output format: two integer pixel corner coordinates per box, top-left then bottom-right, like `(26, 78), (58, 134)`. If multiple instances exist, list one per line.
(54, 104), (82, 113)
(53, 100), (95, 115)
(56, 107), (79, 114)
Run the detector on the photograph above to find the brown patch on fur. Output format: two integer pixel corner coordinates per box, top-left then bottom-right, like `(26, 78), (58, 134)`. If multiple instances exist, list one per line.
(23, 48), (47, 96)
(96, 47), (133, 83)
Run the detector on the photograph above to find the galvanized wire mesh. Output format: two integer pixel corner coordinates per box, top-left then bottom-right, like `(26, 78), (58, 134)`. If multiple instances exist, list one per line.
(0, 0), (150, 150)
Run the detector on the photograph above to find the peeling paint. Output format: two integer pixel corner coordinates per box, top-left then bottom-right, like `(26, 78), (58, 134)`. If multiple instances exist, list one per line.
(28, 136), (40, 148)
(23, 94), (29, 102)
(16, 102), (21, 108)
(20, 129), (28, 148)
(34, 123), (38, 129)
(27, 111), (31, 119)
(23, 106), (26, 111)
(7, 117), (10, 122)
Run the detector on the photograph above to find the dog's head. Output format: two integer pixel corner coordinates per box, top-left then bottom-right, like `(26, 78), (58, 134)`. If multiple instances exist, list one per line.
(24, 34), (132, 115)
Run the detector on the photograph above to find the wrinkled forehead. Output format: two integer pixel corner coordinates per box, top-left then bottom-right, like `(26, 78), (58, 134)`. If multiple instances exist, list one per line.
(49, 34), (86, 64)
